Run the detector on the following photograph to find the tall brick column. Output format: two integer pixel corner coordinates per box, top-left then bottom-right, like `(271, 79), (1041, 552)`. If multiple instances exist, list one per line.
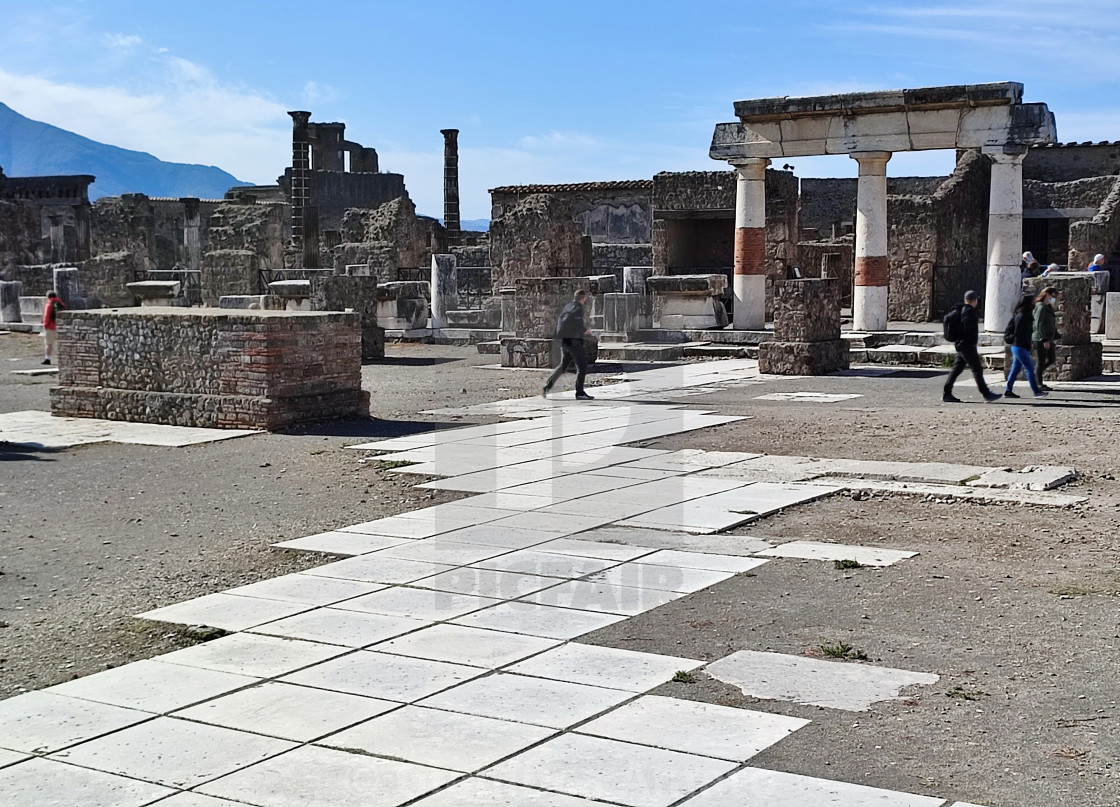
(732, 157), (770, 330)
(851, 151), (891, 332)
(441, 129), (461, 247)
(288, 111), (312, 248)
(983, 146), (1027, 333)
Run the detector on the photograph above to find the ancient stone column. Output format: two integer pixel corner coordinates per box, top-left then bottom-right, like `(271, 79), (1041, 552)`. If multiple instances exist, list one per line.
(0, 280), (23, 323)
(983, 147), (1027, 332)
(430, 253), (458, 330)
(53, 267), (81, 308)
(851, 151), (891, 332)
(441, 129), (461, 247)
(288, 111), (312, 247)
(182, 198), (201, 272)
(48, 212), (65, 263)
(731, 158), (770, 330)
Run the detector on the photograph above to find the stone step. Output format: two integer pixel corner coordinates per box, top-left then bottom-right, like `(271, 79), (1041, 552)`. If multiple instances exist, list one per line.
(431, 328), (499, 346)
(476, 340), (501, 355)
(683, 344), (751, 359)
(595, 342), (689, 362)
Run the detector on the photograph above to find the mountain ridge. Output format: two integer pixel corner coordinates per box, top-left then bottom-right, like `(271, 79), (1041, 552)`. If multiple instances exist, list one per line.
(0, 102), (248, 200)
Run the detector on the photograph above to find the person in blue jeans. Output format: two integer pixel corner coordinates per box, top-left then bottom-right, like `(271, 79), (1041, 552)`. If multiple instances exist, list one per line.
(1004, 294), (1048, 399)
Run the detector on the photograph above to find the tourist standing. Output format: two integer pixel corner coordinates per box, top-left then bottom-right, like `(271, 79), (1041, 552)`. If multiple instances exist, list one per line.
(1020, 251), (1042, 281)
(1032, 286), (1059, 391)
(543, 289), (594, 401)
(943, 290), (1001, 404)
(40, 290), (65, 365)
(1087, 253), (1107, 271)
(1003, 295), (1047, 399)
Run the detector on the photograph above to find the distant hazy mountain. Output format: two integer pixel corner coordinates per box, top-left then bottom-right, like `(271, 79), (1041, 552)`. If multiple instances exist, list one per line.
(0, 102), (247, 200)
(460, 218), (490, 232)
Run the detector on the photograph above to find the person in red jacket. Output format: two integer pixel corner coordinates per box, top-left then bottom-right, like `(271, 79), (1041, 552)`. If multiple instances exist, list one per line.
(41, 291), (66, 365)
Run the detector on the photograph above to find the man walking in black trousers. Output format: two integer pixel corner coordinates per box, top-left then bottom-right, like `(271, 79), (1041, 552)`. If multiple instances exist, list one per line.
(944, 289), (1001, 403)
(543, 289), (594, 400)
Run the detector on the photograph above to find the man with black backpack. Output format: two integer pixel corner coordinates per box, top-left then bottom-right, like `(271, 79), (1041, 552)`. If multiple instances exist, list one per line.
(942, 290), (1001, 404)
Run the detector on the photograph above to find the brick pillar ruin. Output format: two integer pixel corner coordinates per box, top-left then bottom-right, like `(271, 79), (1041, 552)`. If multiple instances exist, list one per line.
(288, 111), (312, 250)
(758, 278), (849, 375)
(851, 151), (891, 332)
(983, 147), (1027, 333)
(1024, 273), (1103, 380)
(732, 158), (769, 329)
(441, 129), (461, 246)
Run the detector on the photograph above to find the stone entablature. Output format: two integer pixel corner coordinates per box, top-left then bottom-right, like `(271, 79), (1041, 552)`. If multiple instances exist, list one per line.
(49, 308), (369, 430)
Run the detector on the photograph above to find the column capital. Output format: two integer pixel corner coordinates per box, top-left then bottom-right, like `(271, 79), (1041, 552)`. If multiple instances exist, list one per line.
(850, 151), (892, 171)
(730, 157), (771, 179)
(982, 145), (1028, 163)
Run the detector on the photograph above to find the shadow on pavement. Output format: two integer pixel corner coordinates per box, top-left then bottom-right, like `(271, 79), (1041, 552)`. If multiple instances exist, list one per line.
(283, 419), (469, 439)
(0, 442), (60, 461)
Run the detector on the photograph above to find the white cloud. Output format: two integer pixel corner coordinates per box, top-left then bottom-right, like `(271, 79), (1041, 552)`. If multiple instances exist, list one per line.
(0, 56), (291, 184)
(103, 33), (142, 49)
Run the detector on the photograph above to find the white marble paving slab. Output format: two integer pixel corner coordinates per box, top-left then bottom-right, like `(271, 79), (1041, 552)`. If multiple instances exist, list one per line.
(396, 504), (524, 525)
(529, 537), (659, 562)
(410, 777), (598, 807)
(249, 607), (429, 648)
(0, 691), (152, 755)
(417, 672), (632, 729)
(453, 491), (557, 511)
(589, 562), (734, 593)
(0, 757), (175, 807)
(680, 766), (946, 806)
(484, 511), (616, 535)
(472, 548), (619, 579)
(451, 600), (626, 639)
(372, 539), (510, 566)
(576, 526), (775, 556)
(704, 650), (940, 711)
(320, 705), (554, 772)
(136, 592), (312, 631)
(155, 633), (347, 678)
(149, 794), (242, 806)
(45, 659), (256, 714)
(754, 540), (918, 567)
(271, 530), (409, 556)
(508, 643), (701, 693)
(340, 516), (460, 539)
(301, 555), (456, 584)
(334, 587), (501, 621)
(534, 497), (660, 520)
(280, 651), (486, 702)
(430, 524), (568, 549)
(484, 733), (735, 807)
(224, 573), (386, 605)
(411, 567), (562, 600)
(754, 392), (863, 402)
(0, 749), (29, 768)
(373, 624), (560, 668)
(50, 717), (295, 789)
(173, 681), (397, 742)
(197, 744), (459, 807)
(520, 579), (684, 616)
(640, 549), (771, 573)
(576, 694), (809, 761)
(0, 410), (260, 450)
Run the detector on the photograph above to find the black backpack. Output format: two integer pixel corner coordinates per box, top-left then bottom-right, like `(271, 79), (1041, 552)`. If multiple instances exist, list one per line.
(942, 304), (965, 342)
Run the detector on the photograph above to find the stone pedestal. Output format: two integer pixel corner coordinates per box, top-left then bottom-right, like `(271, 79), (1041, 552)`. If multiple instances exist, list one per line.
(430, 254), (458, 329)
(53, 267), (82, 308)
(601, 293), (640, 342)
(1023, 272), (1102, 380)
(498, 287), (517, 337)
(1106, 292), (1120, 340)
(127, 280), (181, 308)
(623, 266), (654, 328)
(647, 274), (728, 330)
(268, 279), (313, 312)
(20, 297), (45, 323)
(1088, 271), (1109, 333)
(758, 278), (848, 375)
(376, 281), (431, 330)
(0, 281), (23, 323)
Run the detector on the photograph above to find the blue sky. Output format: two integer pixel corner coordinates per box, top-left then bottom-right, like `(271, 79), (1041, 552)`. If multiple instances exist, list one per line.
(0, 0), (1117, 219)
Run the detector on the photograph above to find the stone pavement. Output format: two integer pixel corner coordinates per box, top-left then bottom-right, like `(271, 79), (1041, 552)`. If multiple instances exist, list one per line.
(0, 410), (259, 449)
(0, 359), (1079, 806)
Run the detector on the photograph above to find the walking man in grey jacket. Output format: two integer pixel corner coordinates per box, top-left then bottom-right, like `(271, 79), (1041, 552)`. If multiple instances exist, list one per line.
(543, 289), (594, 400)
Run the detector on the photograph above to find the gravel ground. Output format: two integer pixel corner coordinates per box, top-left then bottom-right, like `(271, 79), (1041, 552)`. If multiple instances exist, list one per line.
(1, 332), (1118, 806)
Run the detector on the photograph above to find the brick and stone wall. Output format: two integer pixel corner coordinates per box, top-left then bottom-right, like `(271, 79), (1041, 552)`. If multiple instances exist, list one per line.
(758, 278), (848, 375)
(1025, 142), (1120, 183)
(1022, 273), (1103, 380)
(50, 308), (369, 430)
(489, 194), (586, 290)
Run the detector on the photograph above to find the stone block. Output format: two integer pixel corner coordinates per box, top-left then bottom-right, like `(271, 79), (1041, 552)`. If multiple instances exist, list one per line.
(758, 339), (849, 375)
(646, 274), (727, 296)
(1106, 292), (1120, 340)
(601, 293), (640, 342)
(49, 309), (368, 430)
(624, 266), (654, 328)
(268, 279), (312, 298)
(771, 278), (841, 343)
(20, 296), (45, 322)
(52, 267), (82, 308)
(430, 254), (458, 329)
(218, 295), (269, 310)
(376, 296), (429, 330)
(500, 337), (553, 368)
(445, 309), (500, 328)
(0, 280), (23, 323)
(968, 465), (1077, 491)
(127, 280), (181, 307)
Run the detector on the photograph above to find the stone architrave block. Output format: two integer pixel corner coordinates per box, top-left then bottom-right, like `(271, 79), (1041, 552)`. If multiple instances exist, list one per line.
(758, 340), (849, 375)
(771, 278), (841, 343)
(1106, 292), (1120, 340)
(0, 280), (23, 323)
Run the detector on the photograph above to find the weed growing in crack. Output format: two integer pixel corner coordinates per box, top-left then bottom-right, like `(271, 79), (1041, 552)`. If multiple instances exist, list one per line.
(819, 642), (868, 661)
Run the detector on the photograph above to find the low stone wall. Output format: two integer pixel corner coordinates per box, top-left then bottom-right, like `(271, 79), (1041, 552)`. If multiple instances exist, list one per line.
(759, 278), (848, 375)
(50, 308), (369, 430)
(1021, 273), (1102, 380)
